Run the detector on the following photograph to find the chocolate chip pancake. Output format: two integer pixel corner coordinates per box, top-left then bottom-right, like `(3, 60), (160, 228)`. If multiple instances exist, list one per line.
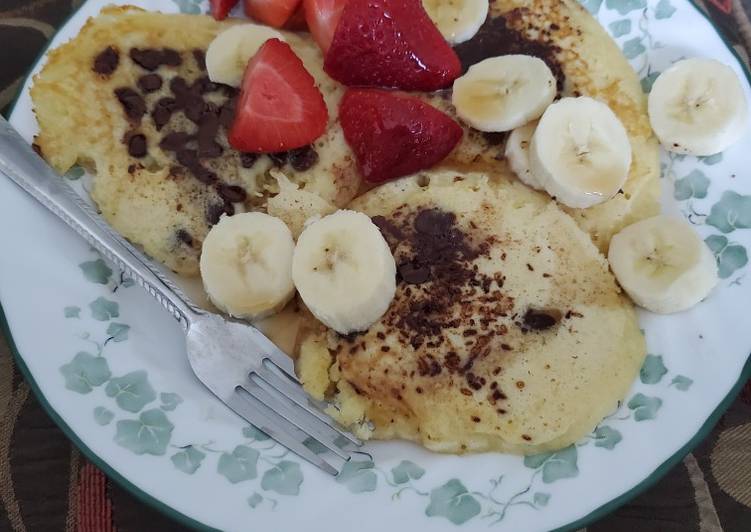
(297, 171), (645, 454)
(430, 0), (661, 252)
(31, 5), (356, 275)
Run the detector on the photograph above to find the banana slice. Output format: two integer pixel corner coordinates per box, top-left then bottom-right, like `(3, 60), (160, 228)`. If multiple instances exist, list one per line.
(292, 210), (396, 334)
(608, 215), (718, 314)
(504, 120), (543, 190)
(648, 58), (748, 156)
(200, 212), (296, 320)
(422, 0), (489, 44)
(529, 96), (632, 209)
(206, 24), (285, 87)
(452, 55), (556, 132)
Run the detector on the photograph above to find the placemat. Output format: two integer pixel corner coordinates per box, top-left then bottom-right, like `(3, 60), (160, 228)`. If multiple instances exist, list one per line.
(1, 0), (750, 530)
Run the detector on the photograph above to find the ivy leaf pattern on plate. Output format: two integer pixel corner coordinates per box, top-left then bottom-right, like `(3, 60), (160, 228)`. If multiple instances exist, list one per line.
(674, 170), (710, 200)
(593, 426), (623, 449)
(218, 445), (260, 483)
(706, 191), (751, 233)
(425, 479), (481, 525)
(261, 460), (304, 495)
(64, 306), (81, 318)
(89, 297), (119, 321)
(524, 445), (579, 483)
(336, 460), (378, 493)
(171, 446), (206, 474)
(106, 322), (130, 342)
(391, 460), (426, 484)
(654, 0), (676, 18)
(627, 393), (663, 421)
(609, 18), (632, 36)
(79, 259), (113, 285)
(159, 392), (183, 411)
(705, 235), (749, 278)
(115, 409), (174, 455)
(640, 354), (668, 384)
(93, 406), (114, 426)
(105, 370), (157, 413)
(60, 351), (111, 393)
(606, 0), (646, 15)
(671, 375), (694, 391)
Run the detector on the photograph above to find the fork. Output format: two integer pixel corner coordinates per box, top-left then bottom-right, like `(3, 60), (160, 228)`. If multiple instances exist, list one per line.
(0, 117), (362, 475)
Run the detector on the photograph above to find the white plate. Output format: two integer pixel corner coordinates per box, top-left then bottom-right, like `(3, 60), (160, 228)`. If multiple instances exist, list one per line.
(2, 0), (751, 530)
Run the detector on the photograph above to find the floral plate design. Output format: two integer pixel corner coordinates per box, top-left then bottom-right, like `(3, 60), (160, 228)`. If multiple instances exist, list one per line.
(1, 0), (750, 530)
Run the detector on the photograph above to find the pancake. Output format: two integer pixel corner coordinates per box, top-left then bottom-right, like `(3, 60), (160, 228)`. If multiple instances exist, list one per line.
(429, 0), (661, 252)
(296, 171), (646, 454)
(31, 0), (658, 278)
(30, 5), (356, 275)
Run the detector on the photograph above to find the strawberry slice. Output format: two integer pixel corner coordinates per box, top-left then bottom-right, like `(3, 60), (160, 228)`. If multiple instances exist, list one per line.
(284, 4), (309, 30)
(339, 89), (462, 183)
(229, 39), (329, 152)
(304, 0), (347, 53)
(324, 0), (461, 91)
(209, 0), (239, 20)
(244, 0), (302, 28)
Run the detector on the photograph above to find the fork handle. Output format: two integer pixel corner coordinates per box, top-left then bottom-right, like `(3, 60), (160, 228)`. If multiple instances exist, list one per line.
(0, 117), (200, 331)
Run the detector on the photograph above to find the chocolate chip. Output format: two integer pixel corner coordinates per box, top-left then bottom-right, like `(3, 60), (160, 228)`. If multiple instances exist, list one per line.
(151, 100), (174, 130)
(288, 145), (319, 171)
(268, 152), (288, 166)
(175, 229), (194, 247)
(127, 134), (147, 158)
(137, 73), (162, 93)
(192, 49), (206, 70)
(184, 98), (210, 123)
(219, 98), (236, 128)
(398, 261), (430, 284)
(206, 203), (225, 225)
(217, 184), (247, 203)
(169, 76), (190, 96)
(159, 132), (192, 151)
(371, 215), (405, 243)
(130, 48), (182, 71)
(192, 166), (218, 185)
(114, 87), (146, 121)
(130, 48), (163, 71)
(205, 201), (233, 225)
(522, 309), (560, 331)
(193, 76), (219, 94)
(240, 153), (258, 168)
(414, 208), (455, 236)
(482, 132), (507, 146)
(161, 48), (182, 67)
(197, 113), (222, 158)
(177, 149), (199, 168)
(93, 46), (119, 75)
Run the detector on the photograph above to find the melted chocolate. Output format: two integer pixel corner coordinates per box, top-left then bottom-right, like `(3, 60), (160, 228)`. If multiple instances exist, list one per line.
(114, 88), (146, 121)
(453, 15), (565, 92)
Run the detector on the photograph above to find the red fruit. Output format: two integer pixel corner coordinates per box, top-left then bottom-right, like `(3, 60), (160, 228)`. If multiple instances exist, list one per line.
(244, 0), (302, 27)
(304, 0), (347, 53)
(284, 5), (308, 30)
(209, 0), (239, 19)
(324, 0), (461, 91)
(339, 89), (462, 183)
(229, 39), (329, 152)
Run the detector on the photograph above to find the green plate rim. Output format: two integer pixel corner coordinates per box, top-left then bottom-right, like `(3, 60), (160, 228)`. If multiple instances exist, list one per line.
(2, 1), (750, 530)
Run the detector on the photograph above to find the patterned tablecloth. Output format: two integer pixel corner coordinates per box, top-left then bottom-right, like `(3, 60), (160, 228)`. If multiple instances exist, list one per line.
(1, 1), (751, 530)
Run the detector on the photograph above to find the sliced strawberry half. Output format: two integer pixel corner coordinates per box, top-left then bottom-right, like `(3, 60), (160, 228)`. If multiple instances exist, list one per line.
(304, 0), (347, 54)
(339, 89), (462, 183)
(229, 39), (329, 152)
(209, 0), (239, 20)
(244, 0), (302, 28)
(284, 4), (309, 30)
(324, 0), (461, 91)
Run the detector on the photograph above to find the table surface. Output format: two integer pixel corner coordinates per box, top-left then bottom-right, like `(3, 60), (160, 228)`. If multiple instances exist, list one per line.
(2, 0), (751, 530)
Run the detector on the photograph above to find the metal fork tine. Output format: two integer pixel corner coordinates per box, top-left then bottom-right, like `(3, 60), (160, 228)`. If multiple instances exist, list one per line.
(246, 327), (298, 380)
(257, 360), (363, 447)
(240, 378), (351, 458)
(227, 391), (344, 476)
